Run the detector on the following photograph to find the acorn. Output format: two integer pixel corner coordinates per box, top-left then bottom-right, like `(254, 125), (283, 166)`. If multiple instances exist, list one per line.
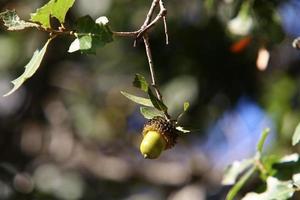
(140, 116), (178, 159)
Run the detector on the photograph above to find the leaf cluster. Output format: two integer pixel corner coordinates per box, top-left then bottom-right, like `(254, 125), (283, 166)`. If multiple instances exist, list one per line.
(0, 1), (113, 96)
(121, 73), (190, 134)
(223, 127), (300, 200)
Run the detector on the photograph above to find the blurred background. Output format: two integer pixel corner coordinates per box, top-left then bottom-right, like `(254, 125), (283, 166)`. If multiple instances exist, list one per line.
(0, 0), (300, 199)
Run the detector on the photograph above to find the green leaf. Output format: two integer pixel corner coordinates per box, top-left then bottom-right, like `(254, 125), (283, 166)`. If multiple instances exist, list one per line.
(133, 74), (149, 92)
(0, 10), (38, 30)
(30, 0), (75, 28)
(279, 153), (299, 163)
(177, 101), (190, 121)
(272, 153), (300, 181)
(121, 91), (154, 107)
(292, 122), (300, 146)
(68, 15), (113, 54)
(148, 88), (168, 112)
(292, 173), (300, 188)
(183, 101), (190, 112)
(272, 153), (300, 180)
(226, 167), (256, 200)
(241, 177), (294, 200)
(222, 159), (254, 185)
(257, 128), (270, 154)
(140, 107), (164, 119)
(4, 38), (52, 96)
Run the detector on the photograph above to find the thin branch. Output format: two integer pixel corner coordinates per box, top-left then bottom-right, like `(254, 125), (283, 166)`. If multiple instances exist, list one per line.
(111, 0), (171, 119)
(143, 35), (157, 93)
(163, 16), (169, 45)
(142, 0), (160, 28)
(143, 34), (170, 119)
(35, 25), (74, 37)
(108, 0), (169, 45)
(136, 2), (167, 39)
(112, 31), (138, 38)
(139, 0), (170, 119)
(160, 0), (169, 44)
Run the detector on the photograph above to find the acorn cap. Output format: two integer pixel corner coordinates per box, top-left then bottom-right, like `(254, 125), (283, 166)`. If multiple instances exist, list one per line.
(142, 116), (178, 149)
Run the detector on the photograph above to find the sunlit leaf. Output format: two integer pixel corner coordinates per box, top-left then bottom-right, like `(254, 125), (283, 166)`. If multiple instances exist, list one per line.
(272, 153), (300, 181)
(183, 101), (190, 112)
(292, 122), (300, 146)
(133, 74), (149, 92)
(0, 10), (38, 30)
(279, 153), (299, 163)
(177, 101), (190, 121)
(68, 15), (113, 54)
(120, 91), (154, 107)
(148, 88), (167, 112)
(241, 177), (294, 200)
(140, 107), (164, 119)
(222, 159), (254, 185)
(30, 0), (75, 28)
(226, 167), (256, 200)
(4, 38), (52, 96)
(227, 1), (253, 36)
(293, 173), (300, 188)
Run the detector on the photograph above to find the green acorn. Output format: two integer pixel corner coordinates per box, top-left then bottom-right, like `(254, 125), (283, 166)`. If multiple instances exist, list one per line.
(140, 116), (178, 159)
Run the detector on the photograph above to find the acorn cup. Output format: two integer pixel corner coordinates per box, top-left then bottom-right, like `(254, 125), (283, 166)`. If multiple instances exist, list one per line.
(140, 116), (178, 159)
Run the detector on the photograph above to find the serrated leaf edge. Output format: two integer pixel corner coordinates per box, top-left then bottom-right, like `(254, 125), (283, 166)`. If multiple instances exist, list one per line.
(3, 38), (52, 96)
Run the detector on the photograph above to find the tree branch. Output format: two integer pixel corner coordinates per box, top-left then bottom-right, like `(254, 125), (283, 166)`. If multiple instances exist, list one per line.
(142, 0), (160, 28)
(140, 0), (170, 119)
(136, 0), (168, 41)
(110, 0), (171, 119)
(112, 0), (168, 44)
(112, 31), (138, 38)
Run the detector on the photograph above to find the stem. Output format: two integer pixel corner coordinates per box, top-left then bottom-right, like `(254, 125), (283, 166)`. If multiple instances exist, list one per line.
(143, 35), (159, 98)
(143, 34), (170, 119)
(163, 16), (169, 45)
(112, 31), (138, 37)
(160, 0), (169, 44)
(255, 159), (267, 175)
(226, 167), (256, 200)
(142, 0), (160, 28)
(136, 0), (168, 39)
(32, 0), (170, 118)
(139, 0), (170, 119)
(35, 25), (74, 37)
(254, 153), (268, 177)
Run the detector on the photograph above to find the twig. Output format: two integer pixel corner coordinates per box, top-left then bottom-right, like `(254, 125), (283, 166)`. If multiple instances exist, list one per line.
(136, 0), (167, 40)
(142, 0), (160, 28)
(112, 31), (138, 37)
(163, 16), (169, 44)
(160, 0), (169, 44)
(113, 0), (169, 100)
(143, 35), (158, 97)
(143, 34), (170, 119)
(106, 0), (169, 44)
(138, 0), (170, 119)
(35, 25), (74, 37)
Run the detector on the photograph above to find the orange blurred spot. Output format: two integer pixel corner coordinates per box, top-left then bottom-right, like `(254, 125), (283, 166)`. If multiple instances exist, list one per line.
(230, 36), (252, 53)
